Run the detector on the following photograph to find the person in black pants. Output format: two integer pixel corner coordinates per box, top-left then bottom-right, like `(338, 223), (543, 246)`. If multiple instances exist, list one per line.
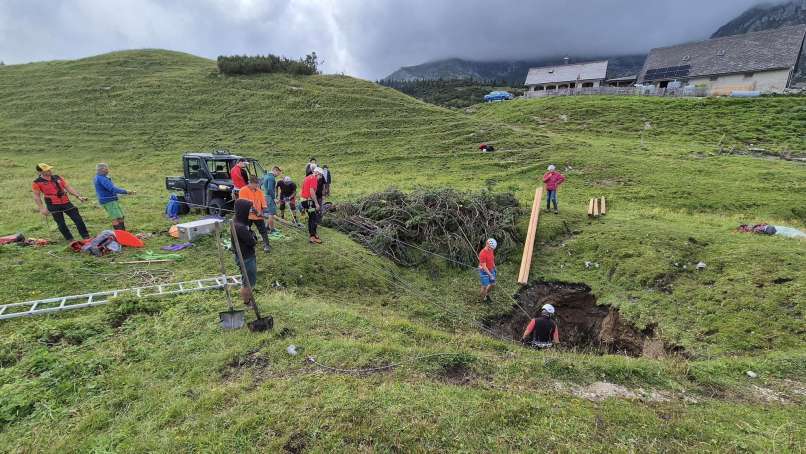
(31, 163), (90, 241)
(301, 167), (322, 243)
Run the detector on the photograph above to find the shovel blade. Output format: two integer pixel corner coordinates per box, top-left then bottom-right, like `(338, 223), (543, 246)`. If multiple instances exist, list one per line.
(219, 310), (245, 330)
(248, 315), (273, 332)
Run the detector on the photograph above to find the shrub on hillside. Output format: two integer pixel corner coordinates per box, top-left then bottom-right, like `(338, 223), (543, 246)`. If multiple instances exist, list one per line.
(217, 53), (319, 76)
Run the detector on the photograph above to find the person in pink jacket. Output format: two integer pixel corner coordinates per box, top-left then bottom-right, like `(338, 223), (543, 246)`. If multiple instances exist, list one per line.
(543, 165), (566, 214)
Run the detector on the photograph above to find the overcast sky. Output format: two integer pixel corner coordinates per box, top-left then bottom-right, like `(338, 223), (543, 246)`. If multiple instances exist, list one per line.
(0, 0), (769, 79)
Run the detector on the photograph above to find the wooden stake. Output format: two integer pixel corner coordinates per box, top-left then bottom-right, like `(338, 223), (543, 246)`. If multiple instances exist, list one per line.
(588, 198), (595, 217)
(518, 187), (544, 285)
(600, 197), (607, 215)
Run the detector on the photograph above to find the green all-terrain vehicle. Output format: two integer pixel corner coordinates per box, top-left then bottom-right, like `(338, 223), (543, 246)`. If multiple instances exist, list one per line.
(165, 150), (266, 216)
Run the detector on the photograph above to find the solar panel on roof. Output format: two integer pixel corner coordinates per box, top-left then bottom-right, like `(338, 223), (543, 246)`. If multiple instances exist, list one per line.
(644, 65), (690, 81)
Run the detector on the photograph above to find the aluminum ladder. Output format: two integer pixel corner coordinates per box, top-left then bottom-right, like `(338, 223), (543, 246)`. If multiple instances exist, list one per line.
(0, 275), (242, 321)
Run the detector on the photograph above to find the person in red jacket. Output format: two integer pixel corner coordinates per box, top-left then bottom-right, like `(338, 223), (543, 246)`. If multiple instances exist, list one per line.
(230, 159), (249, 190)
(542, 165), (566, 214)
(478, 238), (497, 303)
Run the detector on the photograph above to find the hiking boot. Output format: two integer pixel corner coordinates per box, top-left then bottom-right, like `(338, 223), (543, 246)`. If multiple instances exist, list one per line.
(554, 209), (559, 214)
(484, 296), (493, 304)
(309, 236), (322, 244)
(263, 244), (271, 252)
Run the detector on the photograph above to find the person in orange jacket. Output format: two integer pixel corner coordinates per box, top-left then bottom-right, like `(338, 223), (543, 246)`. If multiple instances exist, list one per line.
(238, 176), (271, 252)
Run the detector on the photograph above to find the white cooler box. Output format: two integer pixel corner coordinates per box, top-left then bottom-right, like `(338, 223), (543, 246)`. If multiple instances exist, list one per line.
(177, 218), (224, 241)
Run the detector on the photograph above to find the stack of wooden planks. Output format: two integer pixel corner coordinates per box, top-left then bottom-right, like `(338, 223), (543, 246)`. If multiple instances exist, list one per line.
(518, 187), (544, 285)
(588, 197), (607, 218)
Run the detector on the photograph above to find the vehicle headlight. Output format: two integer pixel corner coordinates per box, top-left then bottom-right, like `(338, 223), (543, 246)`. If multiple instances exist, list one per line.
(218, 184), (230, 191)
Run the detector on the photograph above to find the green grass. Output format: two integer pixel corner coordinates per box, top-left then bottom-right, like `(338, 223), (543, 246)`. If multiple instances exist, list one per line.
(0, 50), (804, 452)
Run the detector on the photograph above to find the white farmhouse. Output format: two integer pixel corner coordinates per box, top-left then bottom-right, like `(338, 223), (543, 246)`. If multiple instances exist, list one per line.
(639, 25), (806, 94)
(525, 60), (609, 95)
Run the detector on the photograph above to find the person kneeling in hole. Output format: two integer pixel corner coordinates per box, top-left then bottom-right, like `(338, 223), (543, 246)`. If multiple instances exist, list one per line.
(521, 304), (560, 348)
(478, 238), (497, 303)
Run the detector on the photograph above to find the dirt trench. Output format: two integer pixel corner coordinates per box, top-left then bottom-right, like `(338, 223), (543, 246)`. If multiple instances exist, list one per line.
(490, 282), (668, 357)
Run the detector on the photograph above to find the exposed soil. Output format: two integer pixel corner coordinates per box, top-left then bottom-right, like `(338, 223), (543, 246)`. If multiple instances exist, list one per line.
(489, 282), (675, 357)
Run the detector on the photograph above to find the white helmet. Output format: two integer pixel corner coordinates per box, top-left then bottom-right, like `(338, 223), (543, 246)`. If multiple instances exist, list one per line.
(547, 164), (556, 171)
(486, 238), (497, 249)
(313, 167), (324, 175)
(541, 304), (555, 315)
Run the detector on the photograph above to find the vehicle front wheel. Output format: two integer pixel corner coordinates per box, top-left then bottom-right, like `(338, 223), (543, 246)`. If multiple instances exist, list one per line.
(208, 198), (227, 217)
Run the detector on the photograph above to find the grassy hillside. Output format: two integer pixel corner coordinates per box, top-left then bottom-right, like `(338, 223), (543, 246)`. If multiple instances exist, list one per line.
(0, 50), (804, 452)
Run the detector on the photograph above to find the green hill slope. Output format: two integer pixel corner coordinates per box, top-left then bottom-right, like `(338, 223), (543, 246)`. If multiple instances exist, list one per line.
(0, 50), (804, 452)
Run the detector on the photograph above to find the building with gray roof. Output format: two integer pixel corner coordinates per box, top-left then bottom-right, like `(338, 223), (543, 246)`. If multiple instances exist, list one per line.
(639, 25), (806, 93)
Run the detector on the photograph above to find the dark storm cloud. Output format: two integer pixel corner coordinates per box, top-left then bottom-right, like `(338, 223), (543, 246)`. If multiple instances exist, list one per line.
(0, 0), (769, 79)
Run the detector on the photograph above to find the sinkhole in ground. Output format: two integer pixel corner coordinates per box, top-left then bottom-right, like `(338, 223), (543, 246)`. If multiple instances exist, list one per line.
(489, 282), (671, 357)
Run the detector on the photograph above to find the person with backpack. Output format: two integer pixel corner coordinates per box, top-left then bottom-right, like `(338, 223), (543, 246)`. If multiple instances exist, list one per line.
(31, 163), (91, 242)
(521, 304), (560, 348)
(301, 167), (323, 244)
(543, 165), (566, 214)
(261, 166), (281, 233)
(276, 175), (300, 226)
(94, 163), (135, 231)
(478, 238), (497, 303)
(237, 177), (271, 252)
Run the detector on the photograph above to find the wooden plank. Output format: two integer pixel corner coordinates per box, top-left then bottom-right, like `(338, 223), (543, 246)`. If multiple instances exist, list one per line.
(594, 197), (600, 217)
(518, 187), (544, 285)
(600, 197), (607, 215)
(588, 198), (595, 217)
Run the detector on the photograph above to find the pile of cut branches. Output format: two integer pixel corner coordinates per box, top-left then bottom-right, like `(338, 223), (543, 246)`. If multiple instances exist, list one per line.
(323, 188), (521, 267)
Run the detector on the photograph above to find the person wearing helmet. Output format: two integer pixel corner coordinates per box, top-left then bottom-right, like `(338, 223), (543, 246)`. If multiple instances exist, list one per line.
(32, 163), (91, 242)
(542, 164), (566, 214)
(478, 238), (498, 303)
(521, 304), (560, 348)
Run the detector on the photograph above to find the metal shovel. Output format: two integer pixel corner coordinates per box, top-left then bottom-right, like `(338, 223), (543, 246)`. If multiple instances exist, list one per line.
(230, 223), (273, 332)
(215, 223), (244, 330)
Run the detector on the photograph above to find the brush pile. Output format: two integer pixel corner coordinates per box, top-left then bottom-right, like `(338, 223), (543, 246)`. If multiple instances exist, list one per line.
(323, 188), (521, 267)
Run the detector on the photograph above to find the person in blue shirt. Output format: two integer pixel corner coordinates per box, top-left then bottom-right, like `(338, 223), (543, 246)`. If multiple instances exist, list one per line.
(93, 163), (135, 231)
(261, 166), (281, 234)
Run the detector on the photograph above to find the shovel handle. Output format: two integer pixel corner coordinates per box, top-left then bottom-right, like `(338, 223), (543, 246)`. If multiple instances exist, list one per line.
(230, 222), (262, 319)
(214, 224), (235, 311)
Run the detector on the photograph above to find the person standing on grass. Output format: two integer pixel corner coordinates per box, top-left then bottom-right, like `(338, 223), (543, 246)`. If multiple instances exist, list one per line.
(305, 157), (317, 176)
(478, 238), (497, 303)
(261, 166), (281, 233)
(230, 159), (249, 190)
(93, 163), (135, 231)
(276, 175), (300, 226)
(238, 177), (271, 252)
(322, 165), (332, 197)
(232, 198), (258, 293)
(521, 304), (560, 348)
(301, 167), (323, 244)
(543, 165), (566, 214)
(32, 163), (91, 242)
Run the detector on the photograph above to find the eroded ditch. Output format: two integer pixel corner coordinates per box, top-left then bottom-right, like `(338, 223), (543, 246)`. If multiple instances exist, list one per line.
(488, 282), (677, 357)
